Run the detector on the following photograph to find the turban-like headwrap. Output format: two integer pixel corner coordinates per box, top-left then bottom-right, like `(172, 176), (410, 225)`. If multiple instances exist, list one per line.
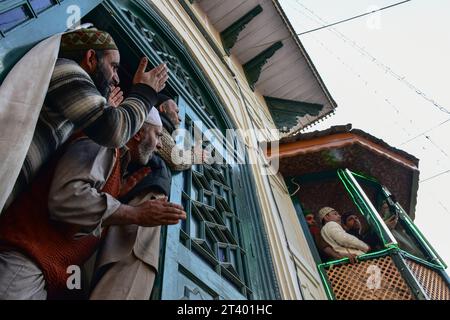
(60, 28), (118, 53)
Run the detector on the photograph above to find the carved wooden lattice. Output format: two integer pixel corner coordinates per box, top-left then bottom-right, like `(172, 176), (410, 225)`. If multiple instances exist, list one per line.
(178, 117), (251, 296)
(120, 7), (213, 120)
(325, 256), (414, 300)
(405, 259), (450, 300)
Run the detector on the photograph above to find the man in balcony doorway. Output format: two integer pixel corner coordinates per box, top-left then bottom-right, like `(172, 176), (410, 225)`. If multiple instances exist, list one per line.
(2, 28), (169, 212)
(155, 94), (210, 170)
(0, 108), (186, 299)
(341, 212), (381, 251)
(378, 200), (426, 259)
(318, 207), (370, 263)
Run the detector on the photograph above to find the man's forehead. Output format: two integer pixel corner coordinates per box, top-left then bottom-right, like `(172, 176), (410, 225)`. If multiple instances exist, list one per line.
(146, 124), (163, 133)
(167, 99), (178, 108)
(104, 49), (120, 63)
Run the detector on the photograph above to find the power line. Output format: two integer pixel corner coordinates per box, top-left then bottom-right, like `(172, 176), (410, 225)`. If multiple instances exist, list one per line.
(288, 2), (450, 186)
(296, 24), (412, 137)
(291, 2), (450, 172)
(425, 135), (449, 158)
(420, 169), (450, 184)
(294, 0), (450, 116)
(397, 118), (450, 146)
(297, 0), (412, 36)
(246, 0), (411, 49)
(285, 3), (414, 137)
(438, 201), (450, 215)
(290, 1), (450, 156)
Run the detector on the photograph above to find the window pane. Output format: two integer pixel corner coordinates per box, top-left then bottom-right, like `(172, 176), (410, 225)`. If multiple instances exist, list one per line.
(191, 212), (200, 239)
(205, 231), (215, 253)
(204, 192), (212, 206)
(181, 197), (188, 233)
(225, 216), (232, 230)
(0, 6), (31, 33)
(191, 180), (199, 201)
(214, 183), (221, 195)
(230, 249), (237, 268)
(30, 0), (55, 13)
(224, 189), (230, 203)
(218, 247), (227, 263)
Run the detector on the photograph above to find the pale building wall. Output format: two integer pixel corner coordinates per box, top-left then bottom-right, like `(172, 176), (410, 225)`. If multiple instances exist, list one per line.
(151, 0), (326, 300)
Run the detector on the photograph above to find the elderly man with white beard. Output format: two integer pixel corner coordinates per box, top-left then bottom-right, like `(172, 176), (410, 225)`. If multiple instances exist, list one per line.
(0, 108), (186, 299)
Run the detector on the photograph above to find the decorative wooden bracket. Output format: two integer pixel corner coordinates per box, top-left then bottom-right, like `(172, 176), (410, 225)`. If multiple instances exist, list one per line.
(264, 96), (323, 132)
(243, 41), (283, 90)
(220, 5), (263, 54)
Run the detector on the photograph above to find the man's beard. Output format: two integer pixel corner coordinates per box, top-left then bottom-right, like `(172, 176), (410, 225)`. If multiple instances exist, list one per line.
(91, 61), (113, 100)
(137, 141), (154, 165)
(167, 113), (180, 129)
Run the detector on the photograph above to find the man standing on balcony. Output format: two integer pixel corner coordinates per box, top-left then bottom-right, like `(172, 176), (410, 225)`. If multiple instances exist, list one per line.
(341, 212), (380, 251)
(318, 207), (370, 261)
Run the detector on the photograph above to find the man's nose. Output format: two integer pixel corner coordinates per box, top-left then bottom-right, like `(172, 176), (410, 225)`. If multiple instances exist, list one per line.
(113, 73), (120, 86)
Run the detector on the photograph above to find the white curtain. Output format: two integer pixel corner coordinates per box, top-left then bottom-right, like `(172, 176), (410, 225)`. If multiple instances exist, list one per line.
(0, 34), (62, 213)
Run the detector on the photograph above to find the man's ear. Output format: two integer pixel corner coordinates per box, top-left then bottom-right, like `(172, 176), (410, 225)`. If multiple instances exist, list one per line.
(81, 49), (97, 74)
(158, 104), (164, 113)
(134, 131), (142, 142)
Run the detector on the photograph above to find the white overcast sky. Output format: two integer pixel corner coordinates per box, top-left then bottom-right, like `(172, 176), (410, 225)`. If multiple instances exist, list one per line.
(280, 0), (450, 272)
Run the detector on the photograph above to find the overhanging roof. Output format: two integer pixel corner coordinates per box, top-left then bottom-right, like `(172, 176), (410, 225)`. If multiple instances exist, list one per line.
(194, 0), (337, 135)
(267, 124), (420, 218)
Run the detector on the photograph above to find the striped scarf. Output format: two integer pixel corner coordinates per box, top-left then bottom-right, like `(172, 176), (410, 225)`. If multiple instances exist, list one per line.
(5, 58), (156, 209)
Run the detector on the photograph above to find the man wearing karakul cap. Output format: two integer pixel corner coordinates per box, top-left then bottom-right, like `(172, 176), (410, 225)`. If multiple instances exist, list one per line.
(3, 28), (169, 211)
(0, 108), (186, 299)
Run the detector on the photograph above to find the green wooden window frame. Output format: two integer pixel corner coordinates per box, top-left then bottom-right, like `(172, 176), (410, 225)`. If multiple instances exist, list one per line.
(289, 168), (449, 299)
(95, 0), (280, 299)
(179, 116), (251, 295)
(0, 0), (102, 83)
(0, 1), (61, 36)
(343, 169), (447, 268)
(0, 0), (280, 299)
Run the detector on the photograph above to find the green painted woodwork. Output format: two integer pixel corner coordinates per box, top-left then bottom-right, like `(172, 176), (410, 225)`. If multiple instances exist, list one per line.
(220, 5), (262, 55)
(390, 251), (429, 300)
(243, 41), (283, 90)
(264, 96), (323, 132)
(160, 97), (281, 299)
(337, 169), (394, 246)
(287, 179), (322, 265)
(161, 98), (249, 299)
(0, 0), (280, 300)
(349, 169), (447, 268)
(0, 0), (103, 83)
(298, 168), (450, 299)
(101, 0), (222, 129)
(87, 0), (280, 299)
(179, 0), (233, 76)
(317, 244), (433, 300)
(317, 263), (336, 300)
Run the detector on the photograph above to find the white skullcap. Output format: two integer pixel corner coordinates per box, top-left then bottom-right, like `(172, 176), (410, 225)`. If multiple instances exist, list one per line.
(144, 107), (162, 126)
(317, 207), (336, 223)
